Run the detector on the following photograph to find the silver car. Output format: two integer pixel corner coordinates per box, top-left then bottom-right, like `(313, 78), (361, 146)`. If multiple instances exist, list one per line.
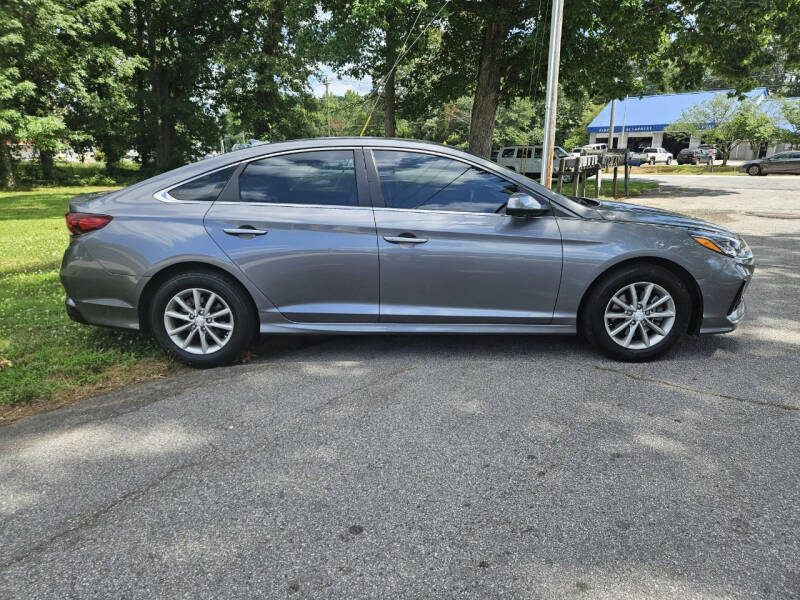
(61, 138), (754, 366)
(740, 151), (800, 176)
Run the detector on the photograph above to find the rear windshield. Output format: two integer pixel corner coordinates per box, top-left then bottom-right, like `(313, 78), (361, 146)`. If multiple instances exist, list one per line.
(643, 148), (657, 152)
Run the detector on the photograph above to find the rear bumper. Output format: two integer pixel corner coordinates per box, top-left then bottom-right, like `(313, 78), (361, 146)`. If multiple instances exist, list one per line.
(65, 297), (88, 324)
(60, 240), (143, 330)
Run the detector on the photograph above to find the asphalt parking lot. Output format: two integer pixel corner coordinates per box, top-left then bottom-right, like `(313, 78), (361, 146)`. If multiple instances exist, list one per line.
(1, 174), (798, 599)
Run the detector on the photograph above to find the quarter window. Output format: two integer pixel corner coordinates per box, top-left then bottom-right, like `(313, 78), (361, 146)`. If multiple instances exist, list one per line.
(238, 150), (358, 206)
(373, 150), (518, 214)
(169, 166), (237, 202)
(501, 148), (515, 158)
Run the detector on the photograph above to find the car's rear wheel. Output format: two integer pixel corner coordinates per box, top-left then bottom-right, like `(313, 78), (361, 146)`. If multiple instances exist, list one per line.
(581, 265), (691, 361)
(666, 157), (672, 165)
(650, 157), (656, 165)
(149, 271), (256, 368)
(747, 164), (761, 176)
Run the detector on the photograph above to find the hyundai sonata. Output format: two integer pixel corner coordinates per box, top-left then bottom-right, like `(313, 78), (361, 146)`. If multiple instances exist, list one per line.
(61, 138), (754, 366)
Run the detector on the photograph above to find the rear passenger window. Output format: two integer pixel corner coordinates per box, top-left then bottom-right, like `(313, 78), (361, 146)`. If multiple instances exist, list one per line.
(501, 148), (515, 158)
(169, 166), (237, 202)
(238, 150), (358, 206)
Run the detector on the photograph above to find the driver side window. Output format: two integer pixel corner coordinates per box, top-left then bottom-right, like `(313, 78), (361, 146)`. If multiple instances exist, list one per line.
(372, 150), (518, 214)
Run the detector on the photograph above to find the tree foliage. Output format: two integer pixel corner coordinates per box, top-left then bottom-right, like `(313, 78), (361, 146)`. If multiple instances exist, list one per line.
(1, 0), (800, 187)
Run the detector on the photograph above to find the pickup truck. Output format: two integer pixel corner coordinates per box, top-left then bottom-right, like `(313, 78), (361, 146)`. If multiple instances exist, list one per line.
(631, 147), (673, 165)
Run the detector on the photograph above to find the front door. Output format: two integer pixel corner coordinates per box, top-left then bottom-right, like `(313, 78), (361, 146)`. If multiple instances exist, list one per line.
(367, 149), (563, 324)
(205, 148), (379, 323)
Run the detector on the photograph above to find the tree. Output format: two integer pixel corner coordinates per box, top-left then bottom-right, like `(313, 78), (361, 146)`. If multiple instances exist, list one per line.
(776, 98), (800, 147)
(666, 94), (745, 165)
(129, 0), (232, 170)
(412, 0), (685, 158)
(316, 0), (437, 138)
(732, 100), (778, 158)
(217, 0), (317, 142)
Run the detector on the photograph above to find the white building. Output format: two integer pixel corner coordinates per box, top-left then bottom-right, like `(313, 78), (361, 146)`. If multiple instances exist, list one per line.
(587, 88), (794, 160)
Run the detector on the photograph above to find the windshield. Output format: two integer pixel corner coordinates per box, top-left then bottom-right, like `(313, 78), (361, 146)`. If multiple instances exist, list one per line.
(554, 147), (569, 158)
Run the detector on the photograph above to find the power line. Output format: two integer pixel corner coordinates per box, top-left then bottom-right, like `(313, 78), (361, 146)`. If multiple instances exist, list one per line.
(348, 0), (452, 136)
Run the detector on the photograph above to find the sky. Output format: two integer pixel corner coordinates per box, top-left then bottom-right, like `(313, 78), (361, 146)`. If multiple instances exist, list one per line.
(309, 65), (372, 97)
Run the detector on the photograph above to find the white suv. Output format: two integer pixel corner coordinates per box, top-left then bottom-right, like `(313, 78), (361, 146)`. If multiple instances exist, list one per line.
(631, 147), (673, 165)
(496, 145), (571, 178)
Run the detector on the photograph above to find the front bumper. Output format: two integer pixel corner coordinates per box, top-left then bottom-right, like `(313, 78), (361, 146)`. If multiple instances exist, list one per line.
(698, 257), (754, 334)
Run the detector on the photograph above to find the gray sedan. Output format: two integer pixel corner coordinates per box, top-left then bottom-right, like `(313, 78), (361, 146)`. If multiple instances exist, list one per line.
(740, 151), (800, 175)
(61, 138), (754, 366)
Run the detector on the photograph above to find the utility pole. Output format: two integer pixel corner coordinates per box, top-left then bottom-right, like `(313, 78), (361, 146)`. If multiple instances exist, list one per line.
(323, 77), (332, 136)
(607, 98), (616, 149)
(540, 0), (565, 187)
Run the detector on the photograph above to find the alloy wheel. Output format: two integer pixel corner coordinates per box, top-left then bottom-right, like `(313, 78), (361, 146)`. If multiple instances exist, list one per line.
(604, 282), (676, 349)
(163, 287), (234, 355)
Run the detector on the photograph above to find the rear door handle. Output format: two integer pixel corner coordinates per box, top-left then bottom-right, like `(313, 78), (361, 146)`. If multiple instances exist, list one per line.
(223, 227), (268, 236)
(383, 235), (428, 244)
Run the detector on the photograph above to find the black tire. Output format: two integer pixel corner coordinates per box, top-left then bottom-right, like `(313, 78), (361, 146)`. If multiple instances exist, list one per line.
(580, 264), (691, 362)
(650, 157), (656, 165)
(747, 164), (761, 176)
(666, 157), (672, 165)
(149, 270), (256, 368)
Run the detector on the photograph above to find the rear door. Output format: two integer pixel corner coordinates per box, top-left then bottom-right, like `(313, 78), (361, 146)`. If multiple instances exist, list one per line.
(204, 148), (379, 323)
(367, 148), (563, 324)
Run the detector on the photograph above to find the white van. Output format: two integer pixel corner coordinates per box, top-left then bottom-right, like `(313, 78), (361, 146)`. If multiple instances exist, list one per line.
(575, 143), (607, 156)
(495, 145), (571, 178)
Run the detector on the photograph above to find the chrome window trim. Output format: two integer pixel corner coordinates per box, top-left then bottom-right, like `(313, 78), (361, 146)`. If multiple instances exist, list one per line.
(212, 201), (372, 211)
(153, 146), (362, 204)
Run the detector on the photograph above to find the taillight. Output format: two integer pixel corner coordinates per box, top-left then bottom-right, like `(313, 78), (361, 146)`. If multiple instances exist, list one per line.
(65, 212), (113, 235)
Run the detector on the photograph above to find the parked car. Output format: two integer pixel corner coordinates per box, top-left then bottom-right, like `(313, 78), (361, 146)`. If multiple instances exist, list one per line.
(571, 143), (608, 157)
(61, 138), (753, 366)
(697, 144), (717, 160)
(631, 147), (673, 165)
(676, 148), (713, 165)
(739, 151), (800, 176)
(496, 145), (572, 180)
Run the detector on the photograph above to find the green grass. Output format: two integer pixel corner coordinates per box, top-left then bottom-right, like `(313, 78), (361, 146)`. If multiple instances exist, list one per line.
(557, 178), (658, 199)
(0, 187), (171, 407)
(632, 163), (743, 175)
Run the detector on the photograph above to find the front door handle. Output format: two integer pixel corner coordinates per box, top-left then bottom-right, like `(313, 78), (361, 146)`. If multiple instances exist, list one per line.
(223, 227), (268, 236)
(383, 235), (428, 244)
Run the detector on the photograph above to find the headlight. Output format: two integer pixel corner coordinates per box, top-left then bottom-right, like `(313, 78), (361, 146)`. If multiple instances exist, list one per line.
(690, 231), (752, 259)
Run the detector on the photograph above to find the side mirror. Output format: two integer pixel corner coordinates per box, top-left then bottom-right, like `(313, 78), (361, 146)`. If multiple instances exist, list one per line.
(506, 193), (548, 217)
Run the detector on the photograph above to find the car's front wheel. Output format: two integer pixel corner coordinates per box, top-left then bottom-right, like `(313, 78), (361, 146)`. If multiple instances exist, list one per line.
(581, 265), (691, 361)
(149, 271), (256, 368)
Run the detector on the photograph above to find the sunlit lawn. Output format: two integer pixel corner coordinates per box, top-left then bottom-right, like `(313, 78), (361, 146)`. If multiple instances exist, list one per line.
(0, 187), (172, 408)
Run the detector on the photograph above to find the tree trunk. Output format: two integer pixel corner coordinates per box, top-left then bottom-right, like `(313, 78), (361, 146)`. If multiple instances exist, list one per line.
(0, 137), (15, 189)
(383, 9), (397, 138)
(153, 67), (174, 171)
(134, 0), (152, 169)
(384, 70), (396, 137)
(40, 150), (54, 181)
(103, 141), (122, 172)
(467, 4), (514, 158)
(253, 0), (286, 140)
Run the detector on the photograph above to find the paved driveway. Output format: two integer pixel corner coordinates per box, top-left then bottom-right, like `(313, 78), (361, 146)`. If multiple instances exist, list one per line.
(2, 176), (798, 599)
